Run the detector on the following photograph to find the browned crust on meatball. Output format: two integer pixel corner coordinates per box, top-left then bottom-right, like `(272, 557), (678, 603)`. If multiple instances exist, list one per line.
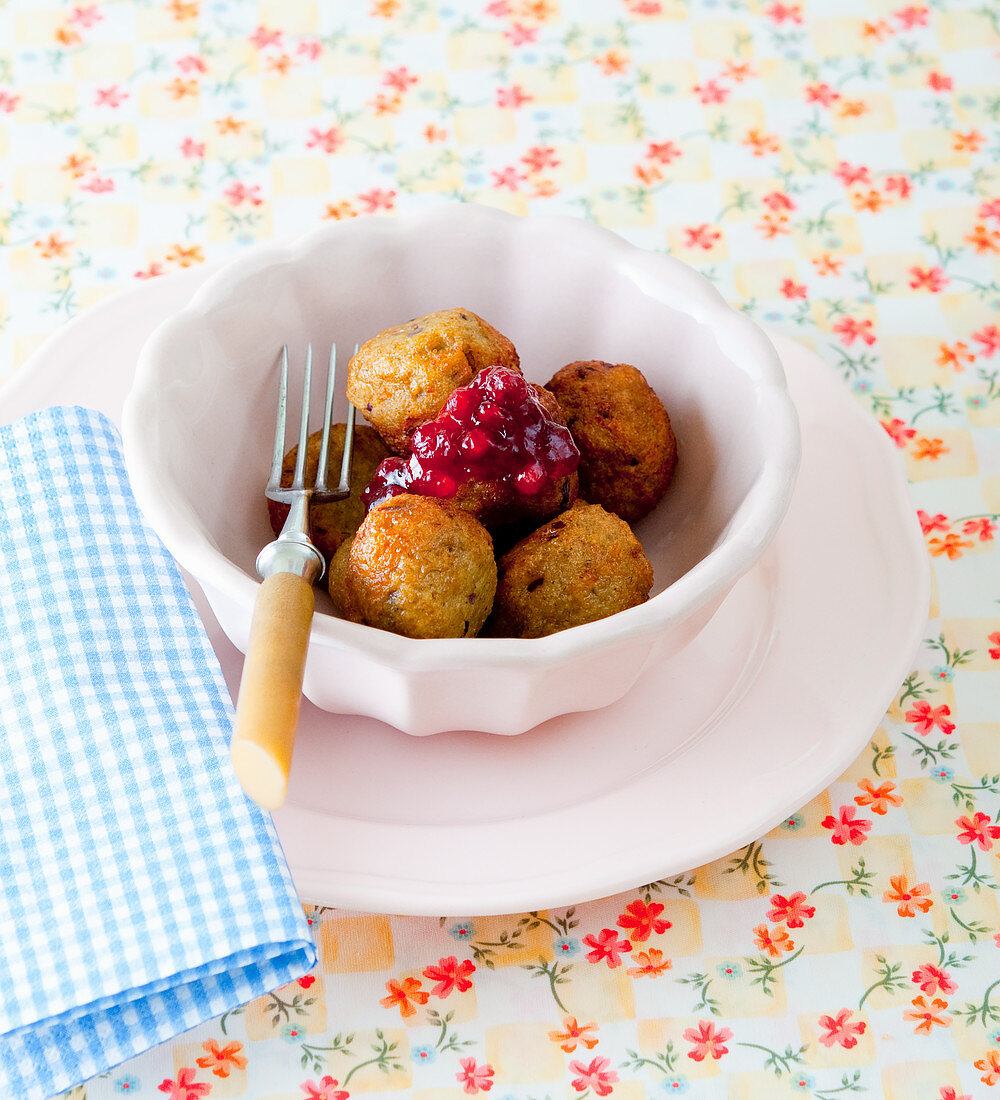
(336, 494), (497, 639)
(486, 501), (654, 638)
(267, 424), (390, 569)
(545, 360), (676, 524)
(347, 308), (520, 454)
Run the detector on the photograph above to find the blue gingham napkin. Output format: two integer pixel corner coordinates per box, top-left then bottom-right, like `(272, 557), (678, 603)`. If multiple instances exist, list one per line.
(0, 406), (316, 1099)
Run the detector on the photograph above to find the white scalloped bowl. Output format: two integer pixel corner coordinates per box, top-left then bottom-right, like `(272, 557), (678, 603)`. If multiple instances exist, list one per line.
(122, 205), (800, 735)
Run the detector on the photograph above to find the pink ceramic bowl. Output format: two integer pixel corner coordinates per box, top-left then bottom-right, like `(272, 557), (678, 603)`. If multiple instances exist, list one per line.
(122, 204), (800, 735)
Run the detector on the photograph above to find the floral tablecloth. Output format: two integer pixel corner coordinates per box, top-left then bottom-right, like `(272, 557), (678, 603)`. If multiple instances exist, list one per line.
(2, 0), (1000, 1096)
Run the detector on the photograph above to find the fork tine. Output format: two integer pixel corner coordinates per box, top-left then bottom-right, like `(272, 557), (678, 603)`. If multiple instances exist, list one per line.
(291, 344), (312, 491)
(336, 343), (359, 494)
(314, 343), (337, 494)
(266, 346), (289, 492)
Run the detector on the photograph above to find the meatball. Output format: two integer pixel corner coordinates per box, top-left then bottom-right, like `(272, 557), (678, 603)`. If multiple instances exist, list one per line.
(347, 308), (520, 453)
(487, 502), (654, 638)
(267, 424), (390, 568)
(545, 360), (677, 523)
(326, 536), (354, 617)
(334, 494), (497, 639)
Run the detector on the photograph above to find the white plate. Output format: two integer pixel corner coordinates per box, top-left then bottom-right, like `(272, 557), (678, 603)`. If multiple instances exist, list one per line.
(1, 270), (929, 915)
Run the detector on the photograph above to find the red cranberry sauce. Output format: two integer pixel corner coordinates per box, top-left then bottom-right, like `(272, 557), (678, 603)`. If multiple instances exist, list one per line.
(363, 366), (579, 510)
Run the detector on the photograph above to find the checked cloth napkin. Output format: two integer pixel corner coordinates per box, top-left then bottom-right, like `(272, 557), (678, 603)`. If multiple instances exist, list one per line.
(0, 406), (316, 1099)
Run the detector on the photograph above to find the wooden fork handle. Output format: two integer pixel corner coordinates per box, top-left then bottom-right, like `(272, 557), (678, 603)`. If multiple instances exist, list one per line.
(231, 571), (314, 810)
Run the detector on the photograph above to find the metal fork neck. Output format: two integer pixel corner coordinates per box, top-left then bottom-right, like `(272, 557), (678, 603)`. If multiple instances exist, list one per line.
(257, 494), (326, 584)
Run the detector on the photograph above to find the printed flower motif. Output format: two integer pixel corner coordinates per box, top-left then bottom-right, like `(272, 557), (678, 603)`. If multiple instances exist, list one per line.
(80, 176), (114, 193)
(297, 39), (323, 59)
(215, 114), (245, 134)
(942, 887), (967, 905)
(323, 200), (356, 220)
(504, 21), (538, 45)
(905, 701), (955, 735)
(926, 71), (953, 92)
(306, 127), (344, 153)
(448, 921), (475, 941)
(682, 224), (720, 250)
(616, 899), (671, 941)
(0, 90), (20, 113)
(297, 974), (316, 989)
(358, 188), (396, 213)
(742, 128), (780, 156)
(956, 812), (1000, 852)
(422, 956), (476, 998)
(683, 1020), (733, 1061)
(177, 54), (207, 73)
(249, 25), (283, 48)
(918, 510), (950, 535)
(912, 963), (958, 995)
(555, 936), (579, 956)
(717, 961), (742, 980)
(937, 341), (975, 370)
(928, 533), (971, 558)
(931, 764), (954, 782)
(165, 243), (204, 267)
(115, 1078), (140, 1094)
(817, 1008), (866, 1049)
(821, 805), (872, 846)
(583, 928), (633, 968)
(880, 418), (916, 447)
(722, 60), (753, 82)
(301, 1077), (349, 1100)
(380, 977), (429, 1018)
(832, 316), (876, 346)
(835, 161), (871, 186)
(805, 82), (839, 106)
(966, 224), (1000, 253)
(938, 1087), (972, 1100)
(196, 1039), (247, 1078)
(953, 129), (984, 152)
(972, 326), (1000, 360)
(569, 1056), (618, 1095)
(909, 266), (948, 292)
(962, 517), (996, 541)
(692, 79), (729, 104)
(69, 3), (102, 27)
(34, 233), (72, 259)
(491, 166), (524, 190)
(496, 84), (532, 108)
(166, 77), (199, 99)
(753, 923), (795, 957)
(595, 49), (629, 75)
(627, 948), (672, 976)
(412, 1044), (435, 1064)
(895, 4), (929, 28)
(281, 1023), (305, 1042)
(780, 278), (807, 299)
(855, 778), (903, 815)
(158, 1069), (210, 1100)
(456, 1058), (494, 1094)
(812, 254), (843, 275)
(978, 1050), (1000, 1086)
(549, 1016), (599, 1053)
(883, 875), (933, 917)
(94, 84), (128, 107)
(180, 137), (206, 158)
(382, 65), (418, 91)
(989, 632), (1000, 660)
(767, 892), (816, 928)
(765, 3), (803, 24)
(884, 174), (912, 199)
(905, 995), (951, 1034)
(756, 212), (790, 238)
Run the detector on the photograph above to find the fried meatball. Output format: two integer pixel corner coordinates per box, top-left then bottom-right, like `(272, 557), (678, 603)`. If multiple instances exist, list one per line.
(336, 494), (497, 639)
(546, 360), (677, 524)
(326, 536), (354, 617)
(267, 424), (390, 568)
(347, 308), (520, 453)
(487, 502), (653, 638)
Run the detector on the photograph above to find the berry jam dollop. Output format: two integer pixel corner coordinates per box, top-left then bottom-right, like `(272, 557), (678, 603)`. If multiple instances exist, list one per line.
(362, 366), (580, 517)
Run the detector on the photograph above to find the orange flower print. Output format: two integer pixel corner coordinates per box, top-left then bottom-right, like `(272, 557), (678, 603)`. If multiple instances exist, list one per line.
(617, 899), (671, 941)
(912, 436), (949, 460)
(977, 1049), (1000, 1086)
(837, 98), (868, 118)
(61, 152), (95, 179)
(742, 128), (780, 156)
(851, 189), (887, 213)
(323, 200), (357, 220)
(548, 1016), (599, 1053)
(369, 92), (402, 114)
(371, 0), (401, 15)
(753, 923), (794, 958)
(757, 213), (790, 239)
(165, 77), (198, 100)
(937, 341), (974, 370)
(965, 224), (1000, 253)
(861, 19), (892, 40)
(854, 778), (903, 815)
(215, 115), (246, 134)
(423, 124), (447, 142)
(267, 53), (294, 75)
(722, 60), (753, 82)
(165, 243), (204, 267)
(883, 874), (933, 917)
(54, 24), (83, 46)
(812, 254), (843, 276)
(904, 995), (951, 1034)
(594, 49), (628, 75)
(167, 0), (199, 20)
(953, 129), (984, 152)
(380, 976), (429, 1018)
(927, 534), (972, 559)
(195, 1039), (247, 1078)
(627, 948), (672, 977)
(34, 233), (72, 259)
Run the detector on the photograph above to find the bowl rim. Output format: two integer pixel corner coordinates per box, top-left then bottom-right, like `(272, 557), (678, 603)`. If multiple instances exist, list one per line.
(122, 203), (801, 671)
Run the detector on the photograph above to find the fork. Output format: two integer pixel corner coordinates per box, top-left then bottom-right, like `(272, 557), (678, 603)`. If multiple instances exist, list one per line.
(230, 344), (355, 810)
